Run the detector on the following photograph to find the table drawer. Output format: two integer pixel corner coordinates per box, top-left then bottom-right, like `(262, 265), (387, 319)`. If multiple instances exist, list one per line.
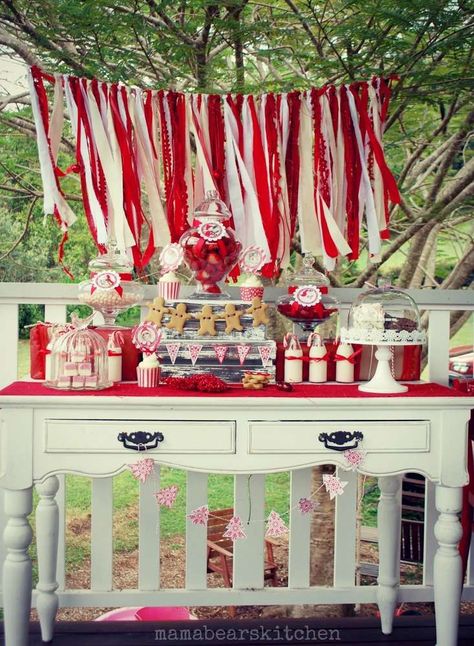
(43, 419), (235, 454)
(248, 421), (429, 454)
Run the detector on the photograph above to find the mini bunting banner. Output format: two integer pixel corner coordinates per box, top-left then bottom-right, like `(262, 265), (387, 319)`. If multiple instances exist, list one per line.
(214, 344), (229, 365)
(223, 515), (247, 541)
(265, 510), (289, 538)
(165, 342), (181, 365)
(129, 458), (155, 483)
(187, 343), (203, 366)
(236, 344), (251, 365)
(322, 473), (348, 500)
(187, 505), (210, 526)
(258, 345), (272, 367)
(154, 485), (179, 508)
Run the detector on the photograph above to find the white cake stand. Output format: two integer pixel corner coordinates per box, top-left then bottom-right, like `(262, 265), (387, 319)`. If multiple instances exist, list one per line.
(340, 328), (426, 394)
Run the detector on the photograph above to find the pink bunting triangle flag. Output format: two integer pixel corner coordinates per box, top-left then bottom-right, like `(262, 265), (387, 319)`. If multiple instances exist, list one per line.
(258, 345), (272, 367)
(214, 345), (228, 365)
(165, 342), (181, 365)
(223, 515), (247, 540)
(236, 344), (251, 365)
(187, 343), (203, 366)
(265, 510), (289, 538)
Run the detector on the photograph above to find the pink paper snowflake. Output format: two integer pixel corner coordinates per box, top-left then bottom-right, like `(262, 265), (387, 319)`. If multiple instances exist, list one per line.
(298, 497), (320, 514)
(187, 505), (209, 526)
(265, 510), (288, 538)
(129, 458), (155, 483)
(223, 515), (247, 541)
(322, 473), (348, 500)
(154, 484), (179, 508)
(343, 448), (367, 471)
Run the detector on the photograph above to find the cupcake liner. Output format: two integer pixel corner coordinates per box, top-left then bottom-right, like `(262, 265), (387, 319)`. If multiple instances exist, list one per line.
(158, 282), (181, 300)
(240, 286), (264, 301)
(137, 365), (160, 388)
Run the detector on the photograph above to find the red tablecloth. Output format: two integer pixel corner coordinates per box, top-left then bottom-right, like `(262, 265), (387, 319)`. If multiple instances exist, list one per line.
(0, 380), (471, 399)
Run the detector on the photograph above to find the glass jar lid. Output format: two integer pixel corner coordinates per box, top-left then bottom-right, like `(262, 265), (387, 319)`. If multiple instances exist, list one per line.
(193, 190), (231, 222)
(88, 240), (134, 277)
(287, 254), (330, 290)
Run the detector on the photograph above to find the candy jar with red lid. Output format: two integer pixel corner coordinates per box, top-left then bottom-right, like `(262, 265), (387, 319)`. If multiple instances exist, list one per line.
(179, 191), (242, 298)
(78, 241), (144, 327)
(276, 254), (338, 332)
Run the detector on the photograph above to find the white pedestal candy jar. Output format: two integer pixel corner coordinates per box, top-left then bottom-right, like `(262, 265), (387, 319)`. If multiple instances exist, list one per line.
(340, 282), (426, 393)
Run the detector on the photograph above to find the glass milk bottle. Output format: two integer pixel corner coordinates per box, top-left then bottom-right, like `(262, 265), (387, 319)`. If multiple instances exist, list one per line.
(107, 331), (123, 383)
(335, 342), (355, 383)
(284, 333), (303, 383)
(308, 333), (328, 383)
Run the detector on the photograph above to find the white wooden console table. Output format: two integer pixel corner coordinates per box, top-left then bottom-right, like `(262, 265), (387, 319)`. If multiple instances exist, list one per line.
(0, 381), (473, 646)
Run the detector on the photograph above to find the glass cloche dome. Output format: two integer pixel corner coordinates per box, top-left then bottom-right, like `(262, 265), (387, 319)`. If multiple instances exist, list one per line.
(45, 315), (112, 390)
(276, 254), (338, 332)
(341, 281), (426, 394)
(341, 281), (425, 346)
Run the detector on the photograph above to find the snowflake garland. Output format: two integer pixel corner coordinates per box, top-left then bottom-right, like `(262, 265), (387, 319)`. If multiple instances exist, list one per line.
(129, 457), (155, 483)
(298, 497), (320, 514)
(343, 448), (367, 471)
(154, 484), (179, 508)
(187, 505), (210, 526)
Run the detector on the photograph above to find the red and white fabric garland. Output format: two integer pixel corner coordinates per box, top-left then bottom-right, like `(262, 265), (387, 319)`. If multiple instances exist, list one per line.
(28, 67), (400, 275)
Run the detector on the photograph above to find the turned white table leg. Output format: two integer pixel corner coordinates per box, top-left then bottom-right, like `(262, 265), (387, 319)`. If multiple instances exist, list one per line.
(434, 485), (463, 646)
(3, 487), (33, 646)
(376, 475), (401, 635)
(35, 476), (60, 643)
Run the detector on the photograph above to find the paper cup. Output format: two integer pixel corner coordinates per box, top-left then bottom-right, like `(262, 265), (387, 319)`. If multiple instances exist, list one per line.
(158, 281), (181, 300)
(137, 366), (160, 387)
(240, 286), (264, 302)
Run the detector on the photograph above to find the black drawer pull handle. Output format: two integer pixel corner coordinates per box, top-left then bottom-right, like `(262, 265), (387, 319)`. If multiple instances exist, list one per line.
(318, 431), (363, 452)
(117, 431), (164, 451)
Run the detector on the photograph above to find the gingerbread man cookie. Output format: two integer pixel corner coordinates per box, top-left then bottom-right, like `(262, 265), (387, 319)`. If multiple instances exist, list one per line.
(195, 304), (219, 336)
(222, 303), (243, 334)
(166, 303), (192, 334)
(246, 297), (270, 327)
(145, 296), (169, 327)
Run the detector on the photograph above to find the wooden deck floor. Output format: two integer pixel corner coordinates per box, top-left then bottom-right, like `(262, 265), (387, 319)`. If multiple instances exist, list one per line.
(2, 616), (474, 645)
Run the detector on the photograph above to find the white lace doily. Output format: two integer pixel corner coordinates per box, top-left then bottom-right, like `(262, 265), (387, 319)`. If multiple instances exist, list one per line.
(340, 327), (426, 346)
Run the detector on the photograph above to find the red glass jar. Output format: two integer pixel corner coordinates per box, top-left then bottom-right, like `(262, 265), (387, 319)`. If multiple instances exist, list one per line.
(180, 191), (241, 297)
(276, 255), (338, 332)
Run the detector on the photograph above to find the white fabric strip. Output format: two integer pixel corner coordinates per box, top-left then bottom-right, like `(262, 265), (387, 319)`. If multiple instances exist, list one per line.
(63, 77), (108, 244)
(298, 94), (321, 255)
(28, 69), (77, 227)
(132, 89), (170, 246)
(346, 87), (380, 256)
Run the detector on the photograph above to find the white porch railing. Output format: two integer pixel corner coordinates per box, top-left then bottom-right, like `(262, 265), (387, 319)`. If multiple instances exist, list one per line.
(0, 282), (472, 612)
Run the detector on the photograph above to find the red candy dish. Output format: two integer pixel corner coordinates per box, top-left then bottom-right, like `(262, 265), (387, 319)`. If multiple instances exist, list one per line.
(180, 191), (241, 297)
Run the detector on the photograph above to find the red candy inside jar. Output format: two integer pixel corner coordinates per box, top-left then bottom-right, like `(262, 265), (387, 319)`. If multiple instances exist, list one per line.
(180, 192), (241, 297)
(276, 255), (338, 332)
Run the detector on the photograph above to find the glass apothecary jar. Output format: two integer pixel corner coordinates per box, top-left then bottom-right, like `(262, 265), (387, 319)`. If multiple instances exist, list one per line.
(45, 324), (112, 390)
(179, 191), (242, 298)
(276, 254), (338, 332)
(78, 242), (144, 326)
